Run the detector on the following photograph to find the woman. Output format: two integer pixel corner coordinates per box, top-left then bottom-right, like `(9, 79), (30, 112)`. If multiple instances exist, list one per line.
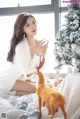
(0, 12), (48, 96)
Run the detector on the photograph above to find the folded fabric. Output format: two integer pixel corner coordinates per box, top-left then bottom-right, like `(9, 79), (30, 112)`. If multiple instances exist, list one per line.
(57, 73), (80, 119)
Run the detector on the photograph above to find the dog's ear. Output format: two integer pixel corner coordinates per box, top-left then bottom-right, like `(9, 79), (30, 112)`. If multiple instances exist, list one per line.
(27, 56), (45, 77)
(27, 71), (37, 77)
(36, 56), (45, 71)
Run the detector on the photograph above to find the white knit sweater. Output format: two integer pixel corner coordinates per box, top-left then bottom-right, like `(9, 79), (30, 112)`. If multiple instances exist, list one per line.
(0, 38), (40, 93)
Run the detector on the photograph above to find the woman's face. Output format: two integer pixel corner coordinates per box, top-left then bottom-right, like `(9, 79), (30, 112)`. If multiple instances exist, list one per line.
(23, 16), (37, 37)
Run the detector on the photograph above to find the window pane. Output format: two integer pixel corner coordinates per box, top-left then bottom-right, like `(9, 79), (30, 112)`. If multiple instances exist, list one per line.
(0, 15), (16, 72)
(0, 0), (51, 8)
(60, 12), (67, 27)
(0, 13), (55, 73)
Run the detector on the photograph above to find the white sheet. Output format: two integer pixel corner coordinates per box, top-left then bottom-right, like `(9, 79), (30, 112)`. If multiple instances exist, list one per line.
(0, 73), (80, 119)
(57, 73), (80, 119)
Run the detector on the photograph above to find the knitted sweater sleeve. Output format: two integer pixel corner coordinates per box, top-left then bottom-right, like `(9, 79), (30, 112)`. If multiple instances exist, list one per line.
(15, 42), (40, 79)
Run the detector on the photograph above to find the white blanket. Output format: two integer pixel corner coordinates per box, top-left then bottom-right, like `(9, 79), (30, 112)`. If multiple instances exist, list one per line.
(57, 73), (80, 119)
(0, 73), (80, 119)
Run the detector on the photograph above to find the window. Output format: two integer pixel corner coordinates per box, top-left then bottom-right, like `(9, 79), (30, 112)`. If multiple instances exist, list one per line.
(0, 15), (16, 72)
(60, 12), (67, 27)
(0, 13), (55, 73)
(0, 0), (51, 8)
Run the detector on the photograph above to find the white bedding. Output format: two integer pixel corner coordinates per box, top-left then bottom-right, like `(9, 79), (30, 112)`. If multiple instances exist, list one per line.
(0, 73), (80, 119)
(57, 73), (80, 119)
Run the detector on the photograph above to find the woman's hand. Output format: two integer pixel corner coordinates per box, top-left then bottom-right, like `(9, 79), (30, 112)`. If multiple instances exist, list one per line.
(42, 40), (48, 54)
(35, 39), (48, 56)
(34, 40), (44, 56)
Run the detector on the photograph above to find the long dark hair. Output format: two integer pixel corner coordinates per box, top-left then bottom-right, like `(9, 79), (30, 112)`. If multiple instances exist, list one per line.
(7, 12), (36, 62)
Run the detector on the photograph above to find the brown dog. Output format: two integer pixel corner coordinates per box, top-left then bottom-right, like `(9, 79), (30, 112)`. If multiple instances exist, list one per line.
(27, 56), (67, 119)
(36, 70), (67, 119)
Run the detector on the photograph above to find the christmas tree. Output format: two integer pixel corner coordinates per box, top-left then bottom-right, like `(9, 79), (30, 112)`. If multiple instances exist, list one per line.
(55, 2), (80, 72)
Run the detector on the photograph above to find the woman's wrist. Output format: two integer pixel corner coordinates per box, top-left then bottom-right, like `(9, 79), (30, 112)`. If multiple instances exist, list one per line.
(34, 48), (43, 56)
(36, 53), (43, 57)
